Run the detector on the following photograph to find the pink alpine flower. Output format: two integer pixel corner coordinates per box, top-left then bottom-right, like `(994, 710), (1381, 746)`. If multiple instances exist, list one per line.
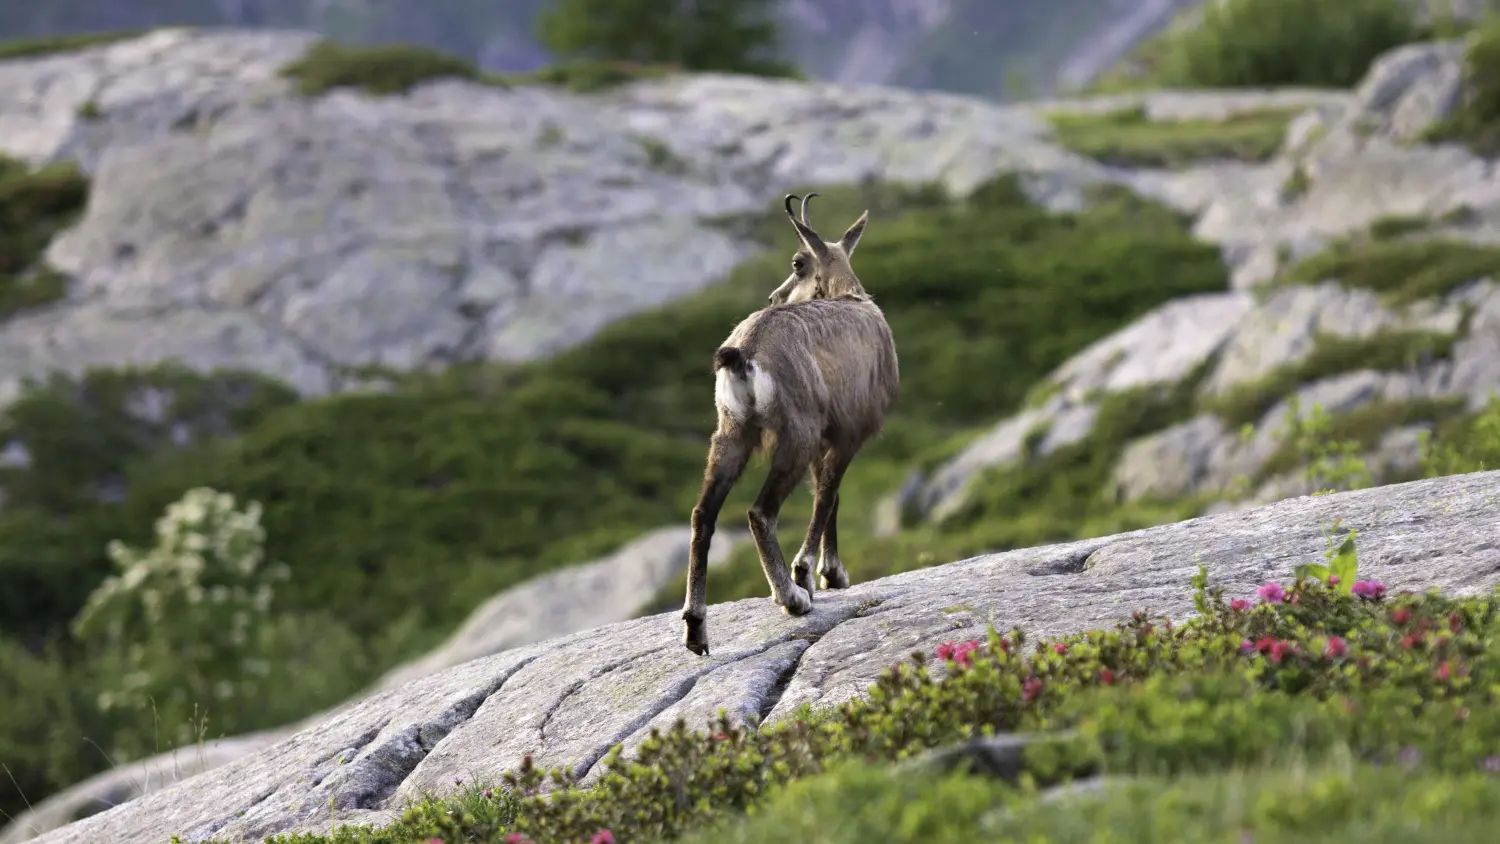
(1351, 580), (1386, 600)
(1229, 598), (1251, 612)
(591, 831), (616, 844)
(1256, 582), (1287, 604)
(1324, 636), (1347, 658)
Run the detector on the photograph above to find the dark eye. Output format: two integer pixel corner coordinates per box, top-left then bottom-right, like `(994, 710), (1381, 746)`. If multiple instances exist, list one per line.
(792, 258), (805, 272)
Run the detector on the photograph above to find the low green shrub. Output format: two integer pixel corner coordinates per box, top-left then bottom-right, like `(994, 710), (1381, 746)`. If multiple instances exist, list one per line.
(0, 636), (109, 825)
(0, 155), (88, 318)
(219, 541), (1500, 844)
(1106, 0), (1425, 90)
(1046, 106), (1299, 168)
(279, 40), (485, 96)
(1422, 395), (1500, 476)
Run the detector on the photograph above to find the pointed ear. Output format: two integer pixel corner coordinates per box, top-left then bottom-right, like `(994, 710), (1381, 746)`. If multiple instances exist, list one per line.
(839, 210), (868, 256)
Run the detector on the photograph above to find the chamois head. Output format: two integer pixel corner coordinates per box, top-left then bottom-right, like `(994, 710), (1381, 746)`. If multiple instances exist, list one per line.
(767, 193), (870, 306)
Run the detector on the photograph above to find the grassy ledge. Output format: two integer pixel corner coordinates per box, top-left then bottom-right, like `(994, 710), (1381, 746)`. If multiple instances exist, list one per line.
(1045, 105), (1301, 168)
(0, 155), (88, 318)
(1277, 237), (1500, 306)
(192, 543), (1500, 844)
(1203, 328), (1460, 428)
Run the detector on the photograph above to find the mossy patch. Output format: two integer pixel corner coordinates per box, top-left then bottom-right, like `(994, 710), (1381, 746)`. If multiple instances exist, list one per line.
(0, 156), (88, 318)
(279, 40), (486, 97)
(0, 30), (146, 63)
(1278, 237), (1500, 305)
(1045, 105), (1299, 168)
(1203, 329), (1460, 428)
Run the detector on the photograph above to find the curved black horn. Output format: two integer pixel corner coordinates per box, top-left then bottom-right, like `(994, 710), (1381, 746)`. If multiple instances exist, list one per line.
(800, 192), (819, 226)
(784, 193), (802, 218)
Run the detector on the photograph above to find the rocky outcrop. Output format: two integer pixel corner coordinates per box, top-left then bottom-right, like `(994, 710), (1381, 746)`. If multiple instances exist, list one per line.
(10, 469), (1499, 844)
(902, 38), (1500, 526)
(0, 526), (744, 843)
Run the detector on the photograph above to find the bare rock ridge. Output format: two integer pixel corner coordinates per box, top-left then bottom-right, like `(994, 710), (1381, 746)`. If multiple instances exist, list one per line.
(11, 469), (1500, 844)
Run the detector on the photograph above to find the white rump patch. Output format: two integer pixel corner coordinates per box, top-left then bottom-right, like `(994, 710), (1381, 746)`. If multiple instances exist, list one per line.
(714, 359), (775, 423)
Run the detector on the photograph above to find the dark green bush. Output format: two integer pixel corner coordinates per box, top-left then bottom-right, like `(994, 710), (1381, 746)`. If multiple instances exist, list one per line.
(1127, 0), (1424, 89)
(0, 155), (88, 318)
(0, 636), (109, 824)
(279, 40), (484, 96)
(223, 547), (1500, 844)
(0, 366), (297, 643)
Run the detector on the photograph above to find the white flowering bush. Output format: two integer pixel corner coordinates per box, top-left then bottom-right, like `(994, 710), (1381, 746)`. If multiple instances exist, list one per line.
(71, 487), (294, 754)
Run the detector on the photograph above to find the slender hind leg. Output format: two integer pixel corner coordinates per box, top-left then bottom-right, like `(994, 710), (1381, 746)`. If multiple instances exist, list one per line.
(748, 437), (817, 616)
(682, 430), (753, 656)
(792, 448), (853, 595)
(818, 489), (850, 590)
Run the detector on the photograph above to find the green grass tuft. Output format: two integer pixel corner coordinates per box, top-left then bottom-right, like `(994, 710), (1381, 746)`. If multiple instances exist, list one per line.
(1046, 106), (1300, 168)
(0, 156), (88, 318)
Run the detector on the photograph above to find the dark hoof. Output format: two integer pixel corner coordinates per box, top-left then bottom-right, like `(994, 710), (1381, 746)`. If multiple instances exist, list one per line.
(820, 568), (850, 590)
(683, 613), (709, 656)
(780, 584), (814, 616)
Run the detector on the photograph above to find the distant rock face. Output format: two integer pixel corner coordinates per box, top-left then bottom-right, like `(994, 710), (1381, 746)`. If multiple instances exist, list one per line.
(0, 27), (1114, 406)
(15, 469), (1500, 844)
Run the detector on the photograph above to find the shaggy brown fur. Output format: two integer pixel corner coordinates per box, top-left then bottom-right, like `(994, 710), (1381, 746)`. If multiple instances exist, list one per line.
(682, 193), (900, 656)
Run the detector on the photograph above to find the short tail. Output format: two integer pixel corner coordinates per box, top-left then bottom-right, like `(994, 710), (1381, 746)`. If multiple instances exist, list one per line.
(714, 346), (771, 423)
(714, 346), (748, 377)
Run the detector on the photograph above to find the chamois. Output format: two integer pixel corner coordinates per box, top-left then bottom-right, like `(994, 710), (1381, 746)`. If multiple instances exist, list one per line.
(681, 192), (900, 656)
